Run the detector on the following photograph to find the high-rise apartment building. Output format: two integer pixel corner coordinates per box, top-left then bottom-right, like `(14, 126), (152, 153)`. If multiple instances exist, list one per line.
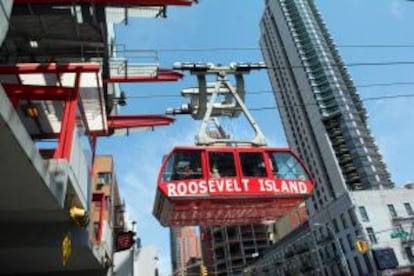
(253, 0), (414, 275)
(170, 226), (202, 275)
(200, 225), (272, 276)
(261, 0), (393, 202)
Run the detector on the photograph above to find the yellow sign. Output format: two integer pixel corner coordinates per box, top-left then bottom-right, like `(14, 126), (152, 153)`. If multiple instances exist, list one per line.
(62, 232), (72, 266)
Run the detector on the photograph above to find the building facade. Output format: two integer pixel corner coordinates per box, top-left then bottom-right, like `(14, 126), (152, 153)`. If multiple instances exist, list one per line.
(91, 155), (125, 268)
(200, 224), (272, 276)
(256, 0), (413, 275)
(170, 226), (202, 275)
(0, 1), (195, 274)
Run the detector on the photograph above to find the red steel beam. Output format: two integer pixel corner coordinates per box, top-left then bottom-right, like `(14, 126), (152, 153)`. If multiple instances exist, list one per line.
(107, 115), (175, 129)
(91, 193), (106, 243)
(31, 115), (175, 138)
(53, 72), (81, 160)
(2, 84), (73, 101)
(106, 69), (183, 83)
(0, 63), (100, 75)
(14, 0), (194, 5)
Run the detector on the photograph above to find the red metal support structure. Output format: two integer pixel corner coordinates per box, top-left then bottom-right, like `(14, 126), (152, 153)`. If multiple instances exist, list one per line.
(97, 194), (106, 243)
(14, 0), (195, 5)
(0, 63), (102, 162)
(91, 193), (106, 243)
(53, 72), (81, 160)
(0, 63), (100, 74)
(2, 84), (73, 101)
(106, 69), (183, 83)
(106, 115), (175, 129)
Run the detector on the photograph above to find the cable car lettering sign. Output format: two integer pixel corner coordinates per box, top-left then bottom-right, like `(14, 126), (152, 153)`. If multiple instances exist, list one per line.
(163, 178), (312, 196)
(153, 146), (315, 226)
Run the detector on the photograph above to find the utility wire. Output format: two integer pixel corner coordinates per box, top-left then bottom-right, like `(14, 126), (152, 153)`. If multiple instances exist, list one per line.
(114, 45), (414, 53)
(124, 81), (414, 100)
(122, 91), (414, 112)
(265, 60), (414, 70)
(249, 93), (414, 112)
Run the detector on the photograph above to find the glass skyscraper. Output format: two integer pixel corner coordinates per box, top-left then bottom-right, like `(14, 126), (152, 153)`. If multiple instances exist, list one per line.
(260, 0), (393, 215)
(256, 0), (400, 275)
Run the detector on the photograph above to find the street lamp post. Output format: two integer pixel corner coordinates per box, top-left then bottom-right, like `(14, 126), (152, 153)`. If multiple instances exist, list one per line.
(313, 223), (351, 276)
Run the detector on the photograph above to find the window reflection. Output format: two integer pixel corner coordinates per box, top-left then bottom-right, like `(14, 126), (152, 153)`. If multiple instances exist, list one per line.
(268, 152), (310, 180)
(162, 151), (203, 182)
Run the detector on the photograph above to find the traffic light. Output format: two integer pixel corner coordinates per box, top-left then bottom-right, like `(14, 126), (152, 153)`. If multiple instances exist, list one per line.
(200, 264), (208, 276)
(115, 231), (136, 251)
(69, 206), (89, 227)
(354, 240), (369, 254)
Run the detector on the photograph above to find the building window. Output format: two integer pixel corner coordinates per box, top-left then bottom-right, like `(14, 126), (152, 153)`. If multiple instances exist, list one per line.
(348, 208), (358, 226)
(97, 172), (112, 186)
(93, 222), (99, 240)
(354, 256), (363, 275)
(404, 203), (414, 216)
(363, 253), (373, 274)
(333, 218), (340, 232)
(387, 204), (398, 218)
(346, 234), (353, 250)
(341, 213), (348, 228)
(366, 227), (378, 244)
(358, 206), (369, 222)
(338, 237), (345, 254)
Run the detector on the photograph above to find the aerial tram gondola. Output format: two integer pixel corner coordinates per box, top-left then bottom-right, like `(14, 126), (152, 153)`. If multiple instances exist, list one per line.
(153, 62), (314, 226)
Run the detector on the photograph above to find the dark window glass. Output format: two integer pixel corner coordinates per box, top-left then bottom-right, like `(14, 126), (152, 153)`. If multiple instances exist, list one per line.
(341, 213), (348, 228)
(358, 206), (369, 222)
(97, 172), (112, 185)
(387, 204), (398, 218)
(404, 203), (414, 216)
(367, 227), (378, 244)
(93, 222), (99, 240)
(348, 209), (358, 226)
(163, 151), (203, 181)
(240, 152), (267, 177)
(209, 152), (236, 178)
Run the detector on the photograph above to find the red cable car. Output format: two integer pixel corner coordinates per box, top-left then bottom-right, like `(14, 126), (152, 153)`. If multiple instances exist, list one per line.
(153, 62), (314, 226)
(153, 146), (314, 226)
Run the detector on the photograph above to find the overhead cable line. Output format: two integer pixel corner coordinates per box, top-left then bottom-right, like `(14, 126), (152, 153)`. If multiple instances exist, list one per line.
(248, 93), (414, 112)
(114, 45), (414, 53)
(265, 60), (414, 70)
(125, 81), (414, 99)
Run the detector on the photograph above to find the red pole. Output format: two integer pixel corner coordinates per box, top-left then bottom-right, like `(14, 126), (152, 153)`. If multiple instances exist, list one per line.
(97, 195), (106, 242)
(53, 72), (81, 160)
(89, 135), (97, 176)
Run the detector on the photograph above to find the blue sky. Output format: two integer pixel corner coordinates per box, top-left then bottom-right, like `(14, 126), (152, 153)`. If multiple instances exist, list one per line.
(98, 1), (414, 275)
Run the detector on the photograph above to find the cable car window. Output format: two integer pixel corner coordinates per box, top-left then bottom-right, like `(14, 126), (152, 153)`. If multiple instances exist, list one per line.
(268, 152), (310, 180)
(209, 152), (236, 178)
(239, 152), (267, 177)
(162, 151), (203, 181)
